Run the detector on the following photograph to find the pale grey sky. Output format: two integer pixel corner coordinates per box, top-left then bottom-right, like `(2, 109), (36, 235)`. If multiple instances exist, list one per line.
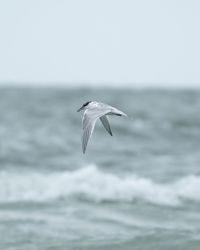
(0, 0), (200, 87)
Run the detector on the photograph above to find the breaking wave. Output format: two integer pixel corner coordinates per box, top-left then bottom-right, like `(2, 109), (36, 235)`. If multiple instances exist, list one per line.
(0, 165), (200, 206)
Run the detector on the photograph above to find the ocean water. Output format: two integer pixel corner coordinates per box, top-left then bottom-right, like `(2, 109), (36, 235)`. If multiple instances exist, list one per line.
(0, 87), (200, 250)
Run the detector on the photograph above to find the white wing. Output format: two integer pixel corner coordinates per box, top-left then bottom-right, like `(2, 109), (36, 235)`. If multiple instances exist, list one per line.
(82, 108), (110, 153)
(100, 115), (112, 136)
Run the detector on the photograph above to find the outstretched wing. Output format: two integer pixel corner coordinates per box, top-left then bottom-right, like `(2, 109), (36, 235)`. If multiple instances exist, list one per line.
(100, 115), (112, 136)
(82, 109), (110, 153)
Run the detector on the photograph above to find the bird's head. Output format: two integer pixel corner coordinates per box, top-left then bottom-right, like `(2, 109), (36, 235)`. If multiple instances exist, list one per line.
(77, 101), (91, 112)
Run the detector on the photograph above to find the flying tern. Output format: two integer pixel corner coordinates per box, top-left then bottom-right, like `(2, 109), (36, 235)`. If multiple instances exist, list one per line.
(77, 101), (127, 153)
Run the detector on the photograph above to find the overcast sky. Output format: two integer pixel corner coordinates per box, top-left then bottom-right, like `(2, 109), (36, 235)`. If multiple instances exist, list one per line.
(0, 0), (200, 87)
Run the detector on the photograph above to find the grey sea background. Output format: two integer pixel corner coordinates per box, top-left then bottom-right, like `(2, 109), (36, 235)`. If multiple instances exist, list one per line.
(0, 87), (200, 250)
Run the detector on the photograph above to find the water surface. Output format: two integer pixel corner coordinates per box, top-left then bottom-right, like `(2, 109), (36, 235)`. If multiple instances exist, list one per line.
(0, 87), (200, 250)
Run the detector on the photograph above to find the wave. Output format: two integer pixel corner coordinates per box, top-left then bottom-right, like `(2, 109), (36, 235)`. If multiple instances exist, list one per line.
(0, 165), (200, 206)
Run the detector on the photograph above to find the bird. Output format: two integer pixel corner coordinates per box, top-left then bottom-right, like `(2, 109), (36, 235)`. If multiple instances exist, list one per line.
(77, 101), (127, 153)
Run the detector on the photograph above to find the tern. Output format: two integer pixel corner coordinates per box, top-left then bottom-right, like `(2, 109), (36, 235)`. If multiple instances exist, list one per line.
(77, 101), (127, 153)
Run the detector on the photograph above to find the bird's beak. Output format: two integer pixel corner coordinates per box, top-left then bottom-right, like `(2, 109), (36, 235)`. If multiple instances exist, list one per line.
(77, 105), (84, 112)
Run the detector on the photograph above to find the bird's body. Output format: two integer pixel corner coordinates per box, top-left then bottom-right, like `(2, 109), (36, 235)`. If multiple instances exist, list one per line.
(77, 101), (127, 153)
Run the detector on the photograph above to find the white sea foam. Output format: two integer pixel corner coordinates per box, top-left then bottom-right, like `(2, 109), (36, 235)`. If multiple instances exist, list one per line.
(0, 165), (200, 206)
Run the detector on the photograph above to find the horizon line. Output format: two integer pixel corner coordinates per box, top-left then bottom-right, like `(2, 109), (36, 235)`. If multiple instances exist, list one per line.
(0, 81), (200, 89)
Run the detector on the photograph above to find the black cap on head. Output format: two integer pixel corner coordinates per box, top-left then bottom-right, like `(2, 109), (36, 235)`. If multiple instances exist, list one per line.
(83, 101), (91, 107)
(77, 101), (91, 112)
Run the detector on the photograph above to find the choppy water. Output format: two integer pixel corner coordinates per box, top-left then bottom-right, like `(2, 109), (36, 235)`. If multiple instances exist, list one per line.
(0, 87), (200, 250)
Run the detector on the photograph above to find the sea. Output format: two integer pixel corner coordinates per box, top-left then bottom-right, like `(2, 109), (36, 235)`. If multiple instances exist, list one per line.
(0, 87), (200, 250)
